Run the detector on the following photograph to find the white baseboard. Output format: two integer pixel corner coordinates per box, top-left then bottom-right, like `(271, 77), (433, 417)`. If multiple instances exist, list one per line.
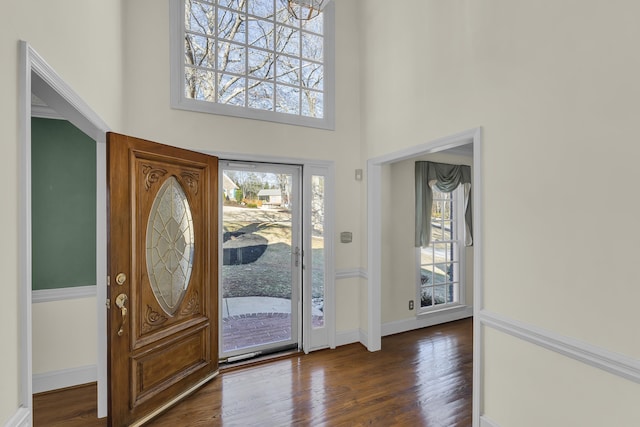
(4, 406), (31, 427)
(33, 365), (97, 394)
(335, 329), (361, 347)
(359, 329), (369, 349)
(480, 415), (501, 427)
(382, 306), (473, 337)
(479, 309), (640, 384)
(4, 407), (30, 427)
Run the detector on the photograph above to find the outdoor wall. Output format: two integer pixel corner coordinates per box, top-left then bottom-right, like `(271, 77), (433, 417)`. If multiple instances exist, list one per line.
(382, 151), (474, 325)
(120, 0), (364, 337)
(0, 1), (122, 423)
(360, 0), (640, 425)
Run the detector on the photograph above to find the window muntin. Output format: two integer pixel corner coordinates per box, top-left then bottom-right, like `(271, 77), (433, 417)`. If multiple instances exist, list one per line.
(176, 0), (334, 128)
(418, 186), (463, 312)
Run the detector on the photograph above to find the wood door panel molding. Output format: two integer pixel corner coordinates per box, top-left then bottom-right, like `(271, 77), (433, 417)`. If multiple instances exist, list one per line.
(134, 315), (211, 350)
(132, 328), (209, 407)
(141, 304), (168, 332)
(141, 164), (168, 191)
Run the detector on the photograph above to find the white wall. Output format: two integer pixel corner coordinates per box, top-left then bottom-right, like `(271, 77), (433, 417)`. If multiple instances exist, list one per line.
(0, 1), (122, 423)
(360, 0), (640, 425)
(383, 151), (474, 324)
(32, 298), (97, 375)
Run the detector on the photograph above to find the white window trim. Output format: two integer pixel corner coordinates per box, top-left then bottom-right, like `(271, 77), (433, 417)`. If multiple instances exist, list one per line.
(416, 185), (467, 315)
(169, 0), (336, 130)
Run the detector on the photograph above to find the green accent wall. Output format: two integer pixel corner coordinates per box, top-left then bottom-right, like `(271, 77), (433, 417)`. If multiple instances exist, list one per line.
(31, 118), (96, 290)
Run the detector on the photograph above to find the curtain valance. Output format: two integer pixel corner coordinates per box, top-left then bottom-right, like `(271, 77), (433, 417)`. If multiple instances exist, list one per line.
(415, 161), (472, 247)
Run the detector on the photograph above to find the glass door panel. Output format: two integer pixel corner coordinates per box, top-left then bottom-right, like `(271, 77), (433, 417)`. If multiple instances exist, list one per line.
(219, 162), (301, 361)
(311, 175), (325, 328)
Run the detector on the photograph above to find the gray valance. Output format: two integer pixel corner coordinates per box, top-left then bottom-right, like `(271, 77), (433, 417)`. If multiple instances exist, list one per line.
(415, 161), (473, 247)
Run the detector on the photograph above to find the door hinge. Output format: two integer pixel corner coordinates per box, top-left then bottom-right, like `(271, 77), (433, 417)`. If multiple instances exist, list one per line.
(106, 298), (111, 309)
(107, 275), (111, 287)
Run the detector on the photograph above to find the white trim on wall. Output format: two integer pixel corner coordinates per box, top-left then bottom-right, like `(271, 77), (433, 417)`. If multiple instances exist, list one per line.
(3, 408), (30, 427)
(31, 105), (63, 120)
(479, 310), (640, 384)
(382, 306), (473, 337)
(32, 365), (97, 394)
(20, 41), (111, 419)
(335, 268), (367, 280)
(32, 286), (97, 303)
(335, 329), (361, 347)
(480, 415), (502, 427)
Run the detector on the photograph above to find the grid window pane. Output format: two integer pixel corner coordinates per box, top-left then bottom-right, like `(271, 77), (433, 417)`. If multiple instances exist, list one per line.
(301, 32), (323, 61)
(185, 67), (215, 101)
(276, 56), (300, 85)
(301, 89), (322, 118)
(276, 85), (300, 114)
(247, 48), (275, 79)
(301, 62), (323, 90)
(248, 0), (274, 18)
(218, 42), (246, 74)
(187, 0), (216, 36)
(247, 80), (274, 110)
(218, 75), (246, 106)
(219, 0), (244, 12)
(186, 34), (215, 68)
(248, 19), (274, 49)
(301, 13), (323, 34)
(218, 9), (246, 43)
(181, 0), (328, 122)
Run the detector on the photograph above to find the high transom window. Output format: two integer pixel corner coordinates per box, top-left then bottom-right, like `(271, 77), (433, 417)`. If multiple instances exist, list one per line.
(170, 0), (335, 129)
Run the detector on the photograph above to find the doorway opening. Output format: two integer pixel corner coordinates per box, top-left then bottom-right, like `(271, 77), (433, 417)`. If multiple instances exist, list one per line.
(219, 162), (302, 362)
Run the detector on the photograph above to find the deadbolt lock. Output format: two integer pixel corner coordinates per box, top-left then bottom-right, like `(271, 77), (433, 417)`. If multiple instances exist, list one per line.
(115, 272), (127, 285)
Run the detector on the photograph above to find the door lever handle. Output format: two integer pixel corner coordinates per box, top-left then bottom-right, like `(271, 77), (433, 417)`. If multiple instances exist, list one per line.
(115, 293), (128, 336)
(294, 247), (302, 267)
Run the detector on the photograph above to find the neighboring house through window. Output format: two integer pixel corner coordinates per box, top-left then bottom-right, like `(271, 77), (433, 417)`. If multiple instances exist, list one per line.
(170, 0), (335, 129)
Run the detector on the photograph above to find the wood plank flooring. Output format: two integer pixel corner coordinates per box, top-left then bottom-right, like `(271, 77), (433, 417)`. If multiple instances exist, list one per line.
(34, 318), (473, 426)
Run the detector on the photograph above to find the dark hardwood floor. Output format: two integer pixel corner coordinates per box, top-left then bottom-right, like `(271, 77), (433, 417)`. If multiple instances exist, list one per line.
(34, 318), (473, 426)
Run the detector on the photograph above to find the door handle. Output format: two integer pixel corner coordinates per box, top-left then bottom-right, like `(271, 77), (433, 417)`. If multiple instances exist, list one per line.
(294, 247), (302, 267)
(115, 293), (128, 336)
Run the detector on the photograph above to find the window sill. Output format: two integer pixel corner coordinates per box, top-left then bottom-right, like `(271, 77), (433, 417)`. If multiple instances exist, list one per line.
(417, 303), (470, 318)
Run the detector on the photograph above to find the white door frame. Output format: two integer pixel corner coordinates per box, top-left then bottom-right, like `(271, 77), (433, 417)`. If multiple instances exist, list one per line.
(207, 151), (336, 354)
(218, 161), (302, 359)
(366, 127), (483, 426)
(19, 41), (110, 418)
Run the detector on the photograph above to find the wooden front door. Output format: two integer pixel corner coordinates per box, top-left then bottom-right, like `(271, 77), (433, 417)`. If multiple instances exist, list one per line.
(107, 133), (218, 426)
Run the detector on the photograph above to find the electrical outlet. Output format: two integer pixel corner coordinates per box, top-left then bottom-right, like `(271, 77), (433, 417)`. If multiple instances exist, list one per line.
(409, 300), (414, 310)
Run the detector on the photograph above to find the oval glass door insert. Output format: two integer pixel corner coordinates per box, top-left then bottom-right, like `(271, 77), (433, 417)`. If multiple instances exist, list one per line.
(146, 176), (195, 316)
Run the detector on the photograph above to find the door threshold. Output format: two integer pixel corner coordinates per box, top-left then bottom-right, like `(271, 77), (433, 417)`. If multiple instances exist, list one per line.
(220, 348), (302, 373)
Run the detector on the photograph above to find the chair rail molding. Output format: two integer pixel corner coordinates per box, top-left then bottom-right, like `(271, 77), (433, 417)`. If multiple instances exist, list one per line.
(478, 309), (640, 384)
